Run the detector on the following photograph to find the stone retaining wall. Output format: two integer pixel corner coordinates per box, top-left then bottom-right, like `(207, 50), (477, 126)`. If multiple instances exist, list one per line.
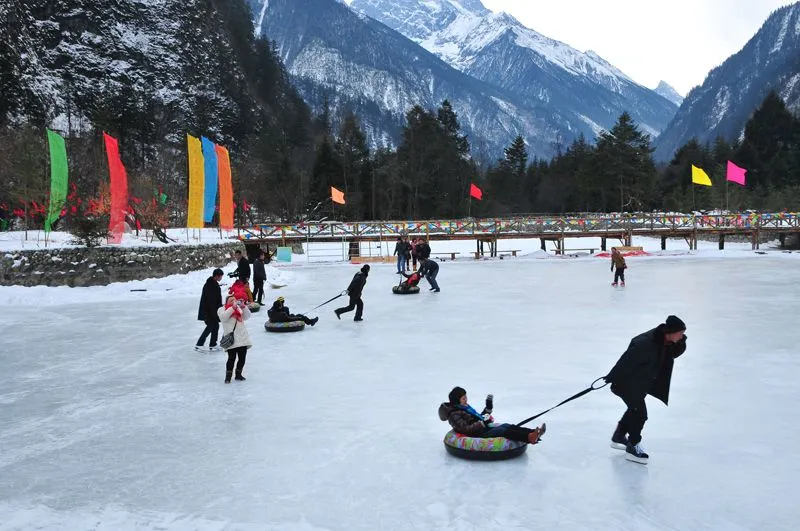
(0, 243), (243, 287)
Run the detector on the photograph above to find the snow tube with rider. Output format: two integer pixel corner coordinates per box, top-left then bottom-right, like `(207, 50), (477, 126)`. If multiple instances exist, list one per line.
(264, 320), (306, 333)
(442, 430), (528, 461)
(392, 285), (420, 295)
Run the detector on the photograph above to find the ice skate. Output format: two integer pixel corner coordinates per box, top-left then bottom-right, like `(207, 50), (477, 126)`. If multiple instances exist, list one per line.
(624, 441), (649, 464)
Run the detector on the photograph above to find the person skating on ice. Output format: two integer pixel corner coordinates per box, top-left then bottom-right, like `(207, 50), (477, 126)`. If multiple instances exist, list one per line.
(267, 296), (318, 326)
(195, 268), (224, 352)
(438, 387), (546, 445)
(604, 315), (687, 464)
(418, 257), (440, 292)
(335, 264), (369, 321)
(234, 249), (251, 285)
(611, 247), (627, 287)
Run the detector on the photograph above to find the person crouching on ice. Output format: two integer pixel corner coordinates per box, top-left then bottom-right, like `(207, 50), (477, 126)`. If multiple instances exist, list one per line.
(267, 296), (319, 326)
(398, 270), (422, 292)
(438, 387), (546, 445)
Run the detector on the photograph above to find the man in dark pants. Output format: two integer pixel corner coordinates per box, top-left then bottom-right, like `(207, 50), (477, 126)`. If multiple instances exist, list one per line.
(335, 264), (369, 321)
(418, 257), (440, 292)
(195, 268), (224, 352)
(605, 315), (687, 464)
(235, 250), (251, 284)
(253, 251), (267, 304)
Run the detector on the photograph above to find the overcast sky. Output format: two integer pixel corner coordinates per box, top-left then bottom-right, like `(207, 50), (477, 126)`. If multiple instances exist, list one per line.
(481, 0), (794, 95)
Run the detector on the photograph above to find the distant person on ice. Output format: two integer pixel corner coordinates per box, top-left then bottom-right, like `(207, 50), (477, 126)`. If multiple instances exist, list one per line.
(218, 287), (254, 384)
(252, 251), (267, 305)
(604, 315), (687, 464)
(418, 257), (440, 292)
(234, 249), (251, 284)
(195, 268), (224, 353)
(268, 296), (319, 326)
(335, 264), (369, 321)
(611, 247), (627, 287)
(394, 236), (410, 274)
(439, 387), (546, 445)
(398, 270), (422, 292)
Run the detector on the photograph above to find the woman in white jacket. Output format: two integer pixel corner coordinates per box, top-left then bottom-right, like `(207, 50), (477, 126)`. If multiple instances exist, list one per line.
(218, 293), (253, 383)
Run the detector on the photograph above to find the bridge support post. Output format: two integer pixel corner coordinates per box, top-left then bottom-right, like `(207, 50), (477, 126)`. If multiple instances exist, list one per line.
(540, 238), (546, 251)
(601, 237), (607, 252)
(719, 234), (725, 250)
(779, 233), (786, 248)
(661, 236), (667, 250)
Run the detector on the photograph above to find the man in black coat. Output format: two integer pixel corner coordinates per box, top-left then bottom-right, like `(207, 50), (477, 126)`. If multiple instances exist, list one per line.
(418, 257), (440, 292)
(234, 249), (251, 284)
(416, 239), (431, 260)
(195, 269), (224, 352)
(335, 264), (369, 321)
(252, 251), (267, 304)
(605, 315), (687, 463)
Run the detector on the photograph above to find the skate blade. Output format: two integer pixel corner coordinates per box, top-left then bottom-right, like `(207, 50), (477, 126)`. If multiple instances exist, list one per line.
(610, 442), (627, 450)
(624, 453), (649, 464)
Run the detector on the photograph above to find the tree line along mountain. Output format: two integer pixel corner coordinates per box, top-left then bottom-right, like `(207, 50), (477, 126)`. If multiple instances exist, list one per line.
(0, 0), (799, 227)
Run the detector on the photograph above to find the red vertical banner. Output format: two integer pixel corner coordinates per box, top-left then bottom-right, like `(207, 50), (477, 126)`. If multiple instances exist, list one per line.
(103, 133), (129, 244)
(215, 144), (234, 230)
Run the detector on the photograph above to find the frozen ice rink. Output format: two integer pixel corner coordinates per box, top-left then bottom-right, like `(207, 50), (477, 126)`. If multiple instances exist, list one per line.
(1, 249), (799, 530)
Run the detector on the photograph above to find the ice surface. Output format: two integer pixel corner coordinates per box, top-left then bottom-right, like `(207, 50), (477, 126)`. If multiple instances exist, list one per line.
(1, 249), (799, 530)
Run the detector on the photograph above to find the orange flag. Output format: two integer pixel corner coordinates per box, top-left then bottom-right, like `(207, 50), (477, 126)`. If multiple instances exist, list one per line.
(216, 144), (234, 230)
(331, 186), (346, 205)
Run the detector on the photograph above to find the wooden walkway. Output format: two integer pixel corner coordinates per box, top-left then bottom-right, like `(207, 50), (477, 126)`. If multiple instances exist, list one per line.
(240, 213), (800, 254)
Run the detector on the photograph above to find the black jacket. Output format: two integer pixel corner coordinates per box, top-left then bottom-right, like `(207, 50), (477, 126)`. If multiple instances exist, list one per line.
(253, 259), (266, 281)
(237, 256), (251, 280)
(197, 277), (222, 322)
(416, 242), (431, 259)
(605, 325), (687, 405)
(393, 241), (409, 256)
(347, 271), (368, 298)
(267, 303), (299, 323)
(418, 259), (439, 277)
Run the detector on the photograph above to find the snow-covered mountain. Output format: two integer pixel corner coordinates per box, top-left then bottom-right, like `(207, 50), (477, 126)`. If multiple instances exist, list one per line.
(248, 0), (589, 159)
(654, 3), (800, 161)
(655, 81), (684, 107)
(349, 0), (677, 140)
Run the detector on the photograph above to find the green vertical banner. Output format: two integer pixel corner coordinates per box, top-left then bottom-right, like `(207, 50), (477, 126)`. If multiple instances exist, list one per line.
(44, 129), (69, 233)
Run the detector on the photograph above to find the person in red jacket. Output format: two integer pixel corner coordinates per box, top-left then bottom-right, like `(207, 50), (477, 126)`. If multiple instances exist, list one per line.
(397, 270), (422, 292)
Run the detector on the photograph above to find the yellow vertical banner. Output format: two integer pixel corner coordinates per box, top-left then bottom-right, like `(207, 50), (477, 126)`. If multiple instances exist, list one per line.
(187, 134), (205, 228)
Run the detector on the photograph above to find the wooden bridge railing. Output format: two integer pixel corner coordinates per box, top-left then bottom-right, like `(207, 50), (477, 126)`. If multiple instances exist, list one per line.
(239, 213), (800, 242)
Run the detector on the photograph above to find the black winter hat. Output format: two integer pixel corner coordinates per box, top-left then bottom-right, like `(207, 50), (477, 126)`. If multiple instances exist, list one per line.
(361, 264), (370, 273)
(212, 268), (224, 277)
(664, 315), (686, 333)
(448, 386), (467, 405)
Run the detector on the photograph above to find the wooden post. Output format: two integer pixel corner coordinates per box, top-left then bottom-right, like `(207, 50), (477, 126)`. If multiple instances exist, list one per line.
(540, 238), (546, 251)
(779, 233), (786, 248)
(719, 234), (725, 250)
(661, 235), (667, 250)
(601, 237), (607, 252)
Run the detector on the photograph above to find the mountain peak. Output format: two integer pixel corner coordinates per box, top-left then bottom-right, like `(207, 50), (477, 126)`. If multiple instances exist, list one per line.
(654, 81), (684, 106)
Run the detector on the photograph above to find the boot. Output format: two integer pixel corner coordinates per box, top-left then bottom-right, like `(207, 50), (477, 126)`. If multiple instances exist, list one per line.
(224, 371), (232, 384)
(527, 422), (546, 444)
(354, 317), (363, 322)
(620, 281), (625, 287)
(610, 422), (628, 450)
(334, 310), (341, 320)
(611, 282), (618, 287)
(235, 373), (246, 381)
(625, 441), (649, 464)
(310, 317), (319, 326)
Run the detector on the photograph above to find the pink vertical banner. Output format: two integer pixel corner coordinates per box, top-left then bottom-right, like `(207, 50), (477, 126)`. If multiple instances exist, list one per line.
(103, 133), (129, 244)
(726, 161), (747, 186)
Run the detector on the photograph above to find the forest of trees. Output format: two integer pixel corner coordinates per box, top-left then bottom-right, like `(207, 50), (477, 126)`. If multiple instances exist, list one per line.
(2, 15), (800, 233)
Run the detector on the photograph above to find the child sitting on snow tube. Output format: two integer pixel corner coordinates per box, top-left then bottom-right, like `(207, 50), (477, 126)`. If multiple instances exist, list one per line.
(267, 296), (318, 326)
(439, 387), (546, 445)
(395, 271), (422, 293)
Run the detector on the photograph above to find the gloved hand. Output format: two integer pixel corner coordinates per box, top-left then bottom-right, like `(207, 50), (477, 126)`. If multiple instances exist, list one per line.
(610, 265), (614, 272)
(485, 394), (493, 412)
(481, 413), (493, 424)
(603, 374), (612, 383)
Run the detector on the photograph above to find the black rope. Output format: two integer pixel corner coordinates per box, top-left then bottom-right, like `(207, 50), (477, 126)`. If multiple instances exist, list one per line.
(516, 377), (609, 427)
(310, 291), (348, 311)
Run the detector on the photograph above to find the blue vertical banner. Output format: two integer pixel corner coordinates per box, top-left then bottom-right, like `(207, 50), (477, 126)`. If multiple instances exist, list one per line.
(201, 137), (219, 223)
